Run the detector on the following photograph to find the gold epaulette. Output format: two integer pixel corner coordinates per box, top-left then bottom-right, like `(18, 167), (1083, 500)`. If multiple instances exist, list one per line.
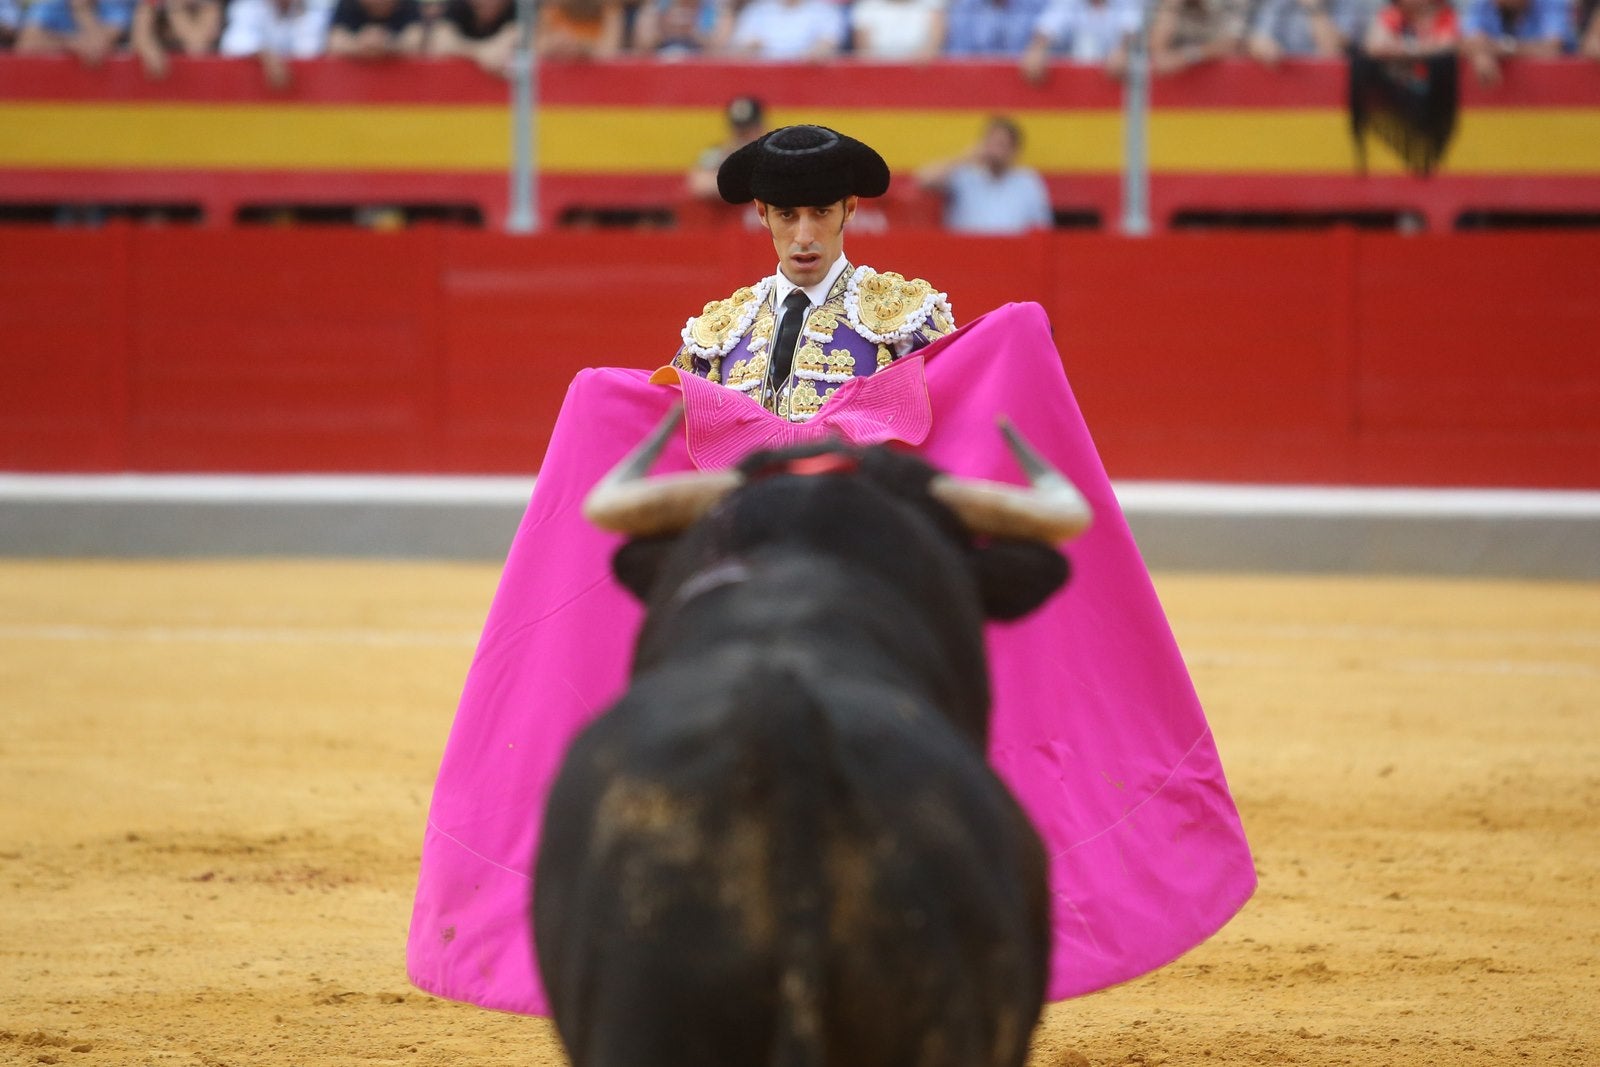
(843, 266), (955, 345)
(678, 279), (773, 359)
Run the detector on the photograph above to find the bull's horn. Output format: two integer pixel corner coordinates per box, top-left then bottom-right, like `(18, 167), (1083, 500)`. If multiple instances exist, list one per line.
(928, 417), (1093, 543)
(582, 403), (742, 537)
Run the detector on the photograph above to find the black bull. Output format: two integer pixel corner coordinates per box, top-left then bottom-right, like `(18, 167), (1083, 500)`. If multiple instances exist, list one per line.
(534, 417), (1090, 1067)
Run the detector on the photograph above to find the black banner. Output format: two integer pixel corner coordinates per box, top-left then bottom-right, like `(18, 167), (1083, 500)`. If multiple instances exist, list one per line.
(1349, 51), (1460, 177)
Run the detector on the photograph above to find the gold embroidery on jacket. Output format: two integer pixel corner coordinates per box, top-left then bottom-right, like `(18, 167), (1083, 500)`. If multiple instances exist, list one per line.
(686, 263), (949, 417)
(724, 351), (768, 391)
(792, 342), (825, 373)
(855, 272), (935, 336)
(749, 304), (775, 351)
(806, 306), (840, 336)
(689, 286), (758, 351)
(788, 380), (826, 419)
(795, 345), (857, 379)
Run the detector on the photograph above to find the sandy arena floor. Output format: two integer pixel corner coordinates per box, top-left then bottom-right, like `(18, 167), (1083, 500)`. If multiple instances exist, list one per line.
(1, 560), (1595, 1066)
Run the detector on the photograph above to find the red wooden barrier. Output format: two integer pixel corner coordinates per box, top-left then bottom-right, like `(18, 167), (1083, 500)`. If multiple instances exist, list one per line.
(1, 229), (1596, 487)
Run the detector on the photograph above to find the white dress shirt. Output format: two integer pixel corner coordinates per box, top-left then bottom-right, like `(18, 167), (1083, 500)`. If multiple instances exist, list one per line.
(770, 252), (852, 319)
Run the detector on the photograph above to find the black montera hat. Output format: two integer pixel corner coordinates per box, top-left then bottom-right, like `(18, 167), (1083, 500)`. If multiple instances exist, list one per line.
(717, 125), (891, 208)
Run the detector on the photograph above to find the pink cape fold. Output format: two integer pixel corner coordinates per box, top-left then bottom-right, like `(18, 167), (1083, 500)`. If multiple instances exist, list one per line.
(667, 351), (935, 466)
(406, 301), (1256, 1016)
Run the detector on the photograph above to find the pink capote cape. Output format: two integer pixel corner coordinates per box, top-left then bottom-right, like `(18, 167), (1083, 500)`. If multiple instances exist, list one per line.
(406, 301), (1256, 1016)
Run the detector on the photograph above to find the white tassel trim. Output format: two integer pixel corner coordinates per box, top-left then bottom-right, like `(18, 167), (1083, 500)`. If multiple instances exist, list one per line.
(842, 265), (953, 345)
(678, 278), (773, 359)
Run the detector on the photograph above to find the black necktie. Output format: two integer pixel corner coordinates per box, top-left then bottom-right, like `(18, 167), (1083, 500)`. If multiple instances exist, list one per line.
(769, 290), (810, 391)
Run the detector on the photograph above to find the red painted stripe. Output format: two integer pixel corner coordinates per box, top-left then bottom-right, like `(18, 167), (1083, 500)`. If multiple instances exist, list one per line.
(1147, 56), (1600, 108)
(532, 56), (1132, 108)
(540, 56), (1600, 109)
(3, 55), (1596, 109)
(0, 54), (507, 104)
(6, 166), (1598, 234)
(1145, 172), (1600, 211)
(0, 168), (506, 226)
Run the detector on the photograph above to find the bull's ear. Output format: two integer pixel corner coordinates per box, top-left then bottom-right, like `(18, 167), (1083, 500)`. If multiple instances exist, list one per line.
(611, 536), (679, 602)
(970, 540), (1071, 621)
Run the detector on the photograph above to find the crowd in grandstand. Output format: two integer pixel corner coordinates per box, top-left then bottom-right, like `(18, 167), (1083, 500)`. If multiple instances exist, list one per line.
(2, 0), (1597, 79)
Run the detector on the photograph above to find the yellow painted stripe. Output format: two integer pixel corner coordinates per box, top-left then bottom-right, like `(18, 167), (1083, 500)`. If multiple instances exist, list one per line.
(1450, 109), (1600, 172)
(1145, 108), (1600, 174)
(539, 107), (1126, 172)
(3, 102), (1598, 175)
(635, 106), (1600, 175)
(0, 103), (511, 171)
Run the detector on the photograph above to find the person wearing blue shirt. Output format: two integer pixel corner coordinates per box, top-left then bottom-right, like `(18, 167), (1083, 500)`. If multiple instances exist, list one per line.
(1247, 0), (1382, 63)
(1, 0), (25, 45)
(1020, 0), (1142, 81)
(944, 0), (1048, 54)
(915, 116), (1054, 235)
(15, 0), (138, 62)
(1462, 0), (1574, 82)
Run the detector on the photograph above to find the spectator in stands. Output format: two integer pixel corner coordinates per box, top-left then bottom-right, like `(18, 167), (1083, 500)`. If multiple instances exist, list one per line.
(426, 0), (519, 73)
(130, 0), (224, 78)
(1461, 0), (1574, 83)
(417, 0), (446, 44)
(851, 0), (948, 60)
(1147, 0), (1250, 73)
(1583, 0), (1600, 57)
(1247, 0), (1381, 63)
(688, 96), (769, 199)
(944, 0), (1047, 54)
(1020, 0), (1140, 82)
(726, 0), (846, 59)
(633, 0), (731, 55)
(915, 115), (1054, 234)
(219, 0), (332, 87)
(327, 0), (424, 57)
(15, 0), (138, 64)
(1362, 0), (1459, 57)
(537, 0), (625, 58)
(2, 0), (23, 47)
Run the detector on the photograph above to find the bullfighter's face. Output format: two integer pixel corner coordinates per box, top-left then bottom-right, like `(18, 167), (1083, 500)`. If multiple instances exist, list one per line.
(755, 196), (858, 288)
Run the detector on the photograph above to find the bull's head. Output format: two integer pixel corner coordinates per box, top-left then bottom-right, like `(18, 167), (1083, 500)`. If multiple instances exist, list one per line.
(583, 405), (1092, 624)
(584, 404), (1092, 545)
(585, 407), (1094, 744)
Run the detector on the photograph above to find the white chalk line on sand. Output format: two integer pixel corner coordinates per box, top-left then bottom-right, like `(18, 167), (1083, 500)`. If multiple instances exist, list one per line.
(0, 622), (478, 648)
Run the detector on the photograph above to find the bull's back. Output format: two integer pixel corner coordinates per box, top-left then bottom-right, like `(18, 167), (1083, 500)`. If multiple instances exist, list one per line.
(533, 657), (1049, 1067)
(807, 673), (1051, 1067)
